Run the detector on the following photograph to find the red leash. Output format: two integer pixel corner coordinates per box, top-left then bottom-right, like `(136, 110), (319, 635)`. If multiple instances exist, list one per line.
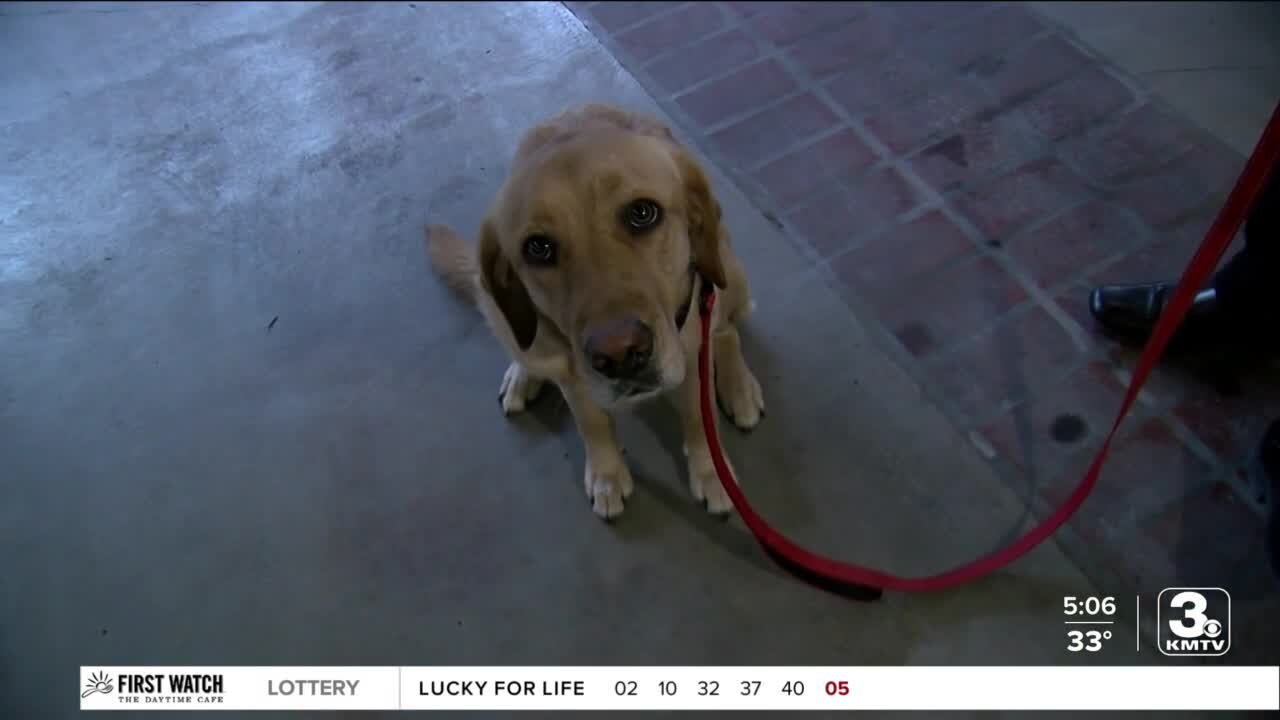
(697, 101), (1280, 597)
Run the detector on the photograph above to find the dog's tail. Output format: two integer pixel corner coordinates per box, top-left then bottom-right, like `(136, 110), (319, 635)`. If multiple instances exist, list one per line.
(424, 224), (479, 303)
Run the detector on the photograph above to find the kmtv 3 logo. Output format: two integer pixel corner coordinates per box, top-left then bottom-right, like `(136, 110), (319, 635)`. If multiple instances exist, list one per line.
(1158, 588), (1231, 656)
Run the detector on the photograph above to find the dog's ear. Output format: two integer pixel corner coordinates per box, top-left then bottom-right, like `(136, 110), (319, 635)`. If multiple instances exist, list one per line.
(672, 148), (727, 289)
(478, 219), (538, 351)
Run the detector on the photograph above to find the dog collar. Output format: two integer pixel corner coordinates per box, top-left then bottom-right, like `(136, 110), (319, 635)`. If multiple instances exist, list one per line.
(675, 264), (701, 330)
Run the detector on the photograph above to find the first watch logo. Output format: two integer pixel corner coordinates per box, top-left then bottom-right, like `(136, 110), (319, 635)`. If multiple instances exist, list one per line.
(1157, 587), (1231, 657)
(81, 670), (226, 705)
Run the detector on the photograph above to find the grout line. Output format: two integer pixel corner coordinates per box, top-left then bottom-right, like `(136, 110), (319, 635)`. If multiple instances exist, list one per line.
(1160, 413), (1263, 514)
(658, 28), (772, 96)
(931, 198), (1096, 358)
(641, 3), (873, 88)
(969, 429), (997, 460)
(961, 347), (1092, 428)
(597, 1), (698, 39)
(744, 124), (852, 174)
(634, 12), (742, 71)
(771, 155), (902, 208)
(814, 199), (952, 268)
(697, 88), (808, 136)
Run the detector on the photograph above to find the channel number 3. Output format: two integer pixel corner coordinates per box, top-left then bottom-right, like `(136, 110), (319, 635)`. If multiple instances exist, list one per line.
(1167, 591), (1212, 638)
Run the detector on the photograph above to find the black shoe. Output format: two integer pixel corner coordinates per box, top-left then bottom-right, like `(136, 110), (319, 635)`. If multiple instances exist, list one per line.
(1261, 419), (1280, 580)
(1087, 282), (1221, 350)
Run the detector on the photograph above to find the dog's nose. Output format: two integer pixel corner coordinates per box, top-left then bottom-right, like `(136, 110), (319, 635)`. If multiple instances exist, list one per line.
(584, 318), (654, 380)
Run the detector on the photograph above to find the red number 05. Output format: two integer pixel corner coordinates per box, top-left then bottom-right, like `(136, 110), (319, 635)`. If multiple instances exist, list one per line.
(825, 681), (849, 696)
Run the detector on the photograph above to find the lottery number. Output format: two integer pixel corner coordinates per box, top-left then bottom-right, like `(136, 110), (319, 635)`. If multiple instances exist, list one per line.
(698, 681), (719, 697)
(614, 681), (637, 696)
(782, 681), (805, 696)
(740, 681), (760, 696)
(658, 681), (677, 696)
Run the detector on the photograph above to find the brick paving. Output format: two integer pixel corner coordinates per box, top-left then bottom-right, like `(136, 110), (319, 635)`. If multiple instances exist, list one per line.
(568, 1), (1279, 656)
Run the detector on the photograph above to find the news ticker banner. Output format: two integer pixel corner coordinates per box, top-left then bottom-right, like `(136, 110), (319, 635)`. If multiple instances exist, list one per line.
(80, 666), (1279, 711)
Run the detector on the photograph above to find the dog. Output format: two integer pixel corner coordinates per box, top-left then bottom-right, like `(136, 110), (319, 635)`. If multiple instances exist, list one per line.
(425, 103), (764, 520)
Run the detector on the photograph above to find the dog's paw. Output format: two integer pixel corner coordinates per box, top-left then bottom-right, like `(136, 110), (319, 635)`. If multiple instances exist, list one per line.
(584, 457), (633, 520)
(498, 362), (544, 416)
(716, 359), (765, 431)
(687, 451), (734, 517)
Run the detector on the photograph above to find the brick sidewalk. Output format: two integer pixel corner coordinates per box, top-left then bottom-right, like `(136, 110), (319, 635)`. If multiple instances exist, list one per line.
(569, 1), (1279, 656)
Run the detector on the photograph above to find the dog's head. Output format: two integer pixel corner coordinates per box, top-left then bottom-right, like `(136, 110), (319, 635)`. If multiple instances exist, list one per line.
(478, 109), (726, 408)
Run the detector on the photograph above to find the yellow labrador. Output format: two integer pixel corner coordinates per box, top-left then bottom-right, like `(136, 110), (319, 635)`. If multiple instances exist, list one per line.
(425, 103), (764, 519)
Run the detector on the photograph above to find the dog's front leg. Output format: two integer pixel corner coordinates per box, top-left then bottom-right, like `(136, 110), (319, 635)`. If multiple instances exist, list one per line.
(676, 344), (734, 516)
(562, 384), (634, 520)
(498, 361), (545, 416)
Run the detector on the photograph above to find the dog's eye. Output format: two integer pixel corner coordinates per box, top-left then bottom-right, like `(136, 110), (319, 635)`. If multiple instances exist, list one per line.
(621, 198), (662, 233)
(522, 234), (558, 266)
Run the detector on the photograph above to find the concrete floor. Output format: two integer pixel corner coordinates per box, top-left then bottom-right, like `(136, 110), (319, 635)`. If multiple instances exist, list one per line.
(1034, 1), (1280, 155)
(0, 2), (1265, 718)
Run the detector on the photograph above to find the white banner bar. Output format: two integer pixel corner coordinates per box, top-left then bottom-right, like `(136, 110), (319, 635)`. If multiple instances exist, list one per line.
(80, 666), (1280, 711)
